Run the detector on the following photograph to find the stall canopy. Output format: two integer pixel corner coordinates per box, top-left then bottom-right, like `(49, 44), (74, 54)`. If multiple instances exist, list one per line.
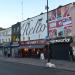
(19, 45), (45, 49)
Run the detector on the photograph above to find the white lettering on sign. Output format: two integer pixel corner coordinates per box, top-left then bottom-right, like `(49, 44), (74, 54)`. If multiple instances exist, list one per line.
(50, 38), (70, 43)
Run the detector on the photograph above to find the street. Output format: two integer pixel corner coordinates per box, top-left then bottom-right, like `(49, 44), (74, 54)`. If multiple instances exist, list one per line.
(0, 60), (75, 75)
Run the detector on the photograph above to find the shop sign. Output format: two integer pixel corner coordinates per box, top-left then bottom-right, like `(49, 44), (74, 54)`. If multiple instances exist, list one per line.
(50, 38), (70, 43)
(11, 42), (19, 46)
(21, 13), (47, 41)
(48, 4), (72, 39)
(20, 40), (48, 45)
(22, 18), (46, 35)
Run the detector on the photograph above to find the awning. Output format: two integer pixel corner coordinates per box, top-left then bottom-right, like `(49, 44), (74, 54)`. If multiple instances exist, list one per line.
(19, 45), (45, 49)
(0, 45), (3, 48)
(11, 45), (20, 47)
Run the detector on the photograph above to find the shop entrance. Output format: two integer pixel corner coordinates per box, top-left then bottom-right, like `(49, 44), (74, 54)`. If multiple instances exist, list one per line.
(50, 42), (71, 60)
(20, 48), (41, 58)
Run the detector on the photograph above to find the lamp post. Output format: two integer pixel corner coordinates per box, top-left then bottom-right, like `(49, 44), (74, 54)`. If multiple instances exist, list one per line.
(47, 0), (49, 37)
(45, 0), (49, 38)
(45, 0), (56, 68)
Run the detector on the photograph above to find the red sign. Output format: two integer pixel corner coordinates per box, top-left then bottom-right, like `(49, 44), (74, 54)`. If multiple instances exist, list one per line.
(20, 40), (48, 45)
(56, 20), (63, 27)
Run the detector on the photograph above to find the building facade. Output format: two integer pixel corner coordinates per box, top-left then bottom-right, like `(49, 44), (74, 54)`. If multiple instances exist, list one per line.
(20, 13), (48, 58)
(0, 2), (75, 60)
(47, 3), (73, 60)
(11, 22), (21, 57)
(0, 27), (11, 56)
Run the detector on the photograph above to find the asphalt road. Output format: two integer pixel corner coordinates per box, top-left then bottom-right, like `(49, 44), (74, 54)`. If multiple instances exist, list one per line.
(0, 60), (75, 75)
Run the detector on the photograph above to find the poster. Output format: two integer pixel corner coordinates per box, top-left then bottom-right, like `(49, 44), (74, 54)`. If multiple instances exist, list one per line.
(57, 27), (64, 37)
(57, 7), (62, 19)
(61, 7), (65, 17)
(49, 29), (57, 38)
(63, 17), (71, 26)
(64, 26), (72, 36)
(63, 4), (72, 17)
(48, 4), (73, 38)
(56, 20), (63, 27)
(48, 9), (56, 21)
(48, 21), (56, 28)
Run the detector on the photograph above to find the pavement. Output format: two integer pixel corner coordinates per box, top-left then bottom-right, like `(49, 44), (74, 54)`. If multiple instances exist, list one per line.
(0, 56), (75, 71)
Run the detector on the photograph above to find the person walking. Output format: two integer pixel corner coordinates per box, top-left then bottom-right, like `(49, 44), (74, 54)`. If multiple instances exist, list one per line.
(69, 46), (75, 61)
(46, 43), (56, 67)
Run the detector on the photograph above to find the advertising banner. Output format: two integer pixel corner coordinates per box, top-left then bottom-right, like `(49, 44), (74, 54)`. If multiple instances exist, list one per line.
(49, 29), (57, 38)
(56, 20), (63, 27)
(21, 13), (47, 41)
(64, 25), (72, 36)
(48, 9), (56, 21)
(48, 3), (73, 38)
(48, 21), (56, 28)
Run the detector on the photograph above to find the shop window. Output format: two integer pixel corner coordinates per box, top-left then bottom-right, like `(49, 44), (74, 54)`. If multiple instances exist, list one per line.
(24, 48), (28, 52)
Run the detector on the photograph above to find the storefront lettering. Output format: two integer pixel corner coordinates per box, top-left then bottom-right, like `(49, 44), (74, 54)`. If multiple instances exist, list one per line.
(23, 18), (46, 35)
(50, 38), (70, 43)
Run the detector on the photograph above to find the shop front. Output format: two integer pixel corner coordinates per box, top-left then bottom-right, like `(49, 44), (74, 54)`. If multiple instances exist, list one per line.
(11, 22), (21, 57)
(0, 44), (4, 56)
(11, 42), (20, 57)
(49, 37), (73, 60)
(20, 39), (48, 58)
(3, 42), (11, 57)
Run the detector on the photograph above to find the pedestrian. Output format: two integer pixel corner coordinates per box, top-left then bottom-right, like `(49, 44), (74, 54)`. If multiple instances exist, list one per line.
(46, 43), (56, 67)
(40, 49), (44, 60)
(69, 46), (74, 61)
(47, 44), (52, 62)
(4, 51), (7, 56)
(8, 50), (10, 57)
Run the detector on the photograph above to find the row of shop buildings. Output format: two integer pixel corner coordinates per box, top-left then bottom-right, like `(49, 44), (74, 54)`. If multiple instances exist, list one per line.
(0, 2), (75, 60)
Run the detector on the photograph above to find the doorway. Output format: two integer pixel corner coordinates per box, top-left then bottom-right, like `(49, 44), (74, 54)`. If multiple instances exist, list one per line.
(50, 42), (70, 60)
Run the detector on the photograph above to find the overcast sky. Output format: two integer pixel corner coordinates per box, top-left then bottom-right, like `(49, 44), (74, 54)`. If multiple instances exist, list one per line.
(0, 0), (74, 28)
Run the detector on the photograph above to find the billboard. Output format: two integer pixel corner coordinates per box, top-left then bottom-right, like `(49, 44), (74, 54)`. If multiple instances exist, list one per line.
(48, 3), (73, 39)
(21, 13), (47, 41)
